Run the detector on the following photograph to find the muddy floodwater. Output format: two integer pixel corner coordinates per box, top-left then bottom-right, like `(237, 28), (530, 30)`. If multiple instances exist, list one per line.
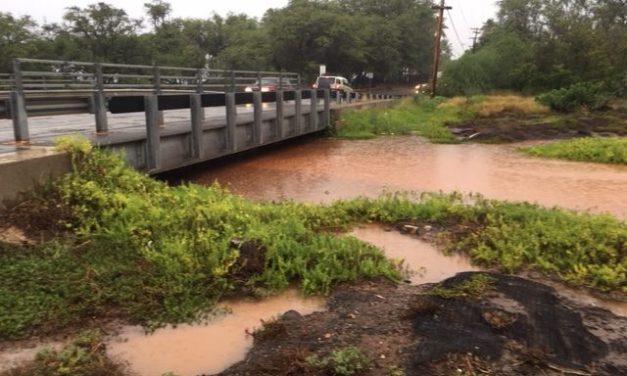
(176, 137), (627, 218)
(350, 225), (481, 284)
(107, 289), (324, 376)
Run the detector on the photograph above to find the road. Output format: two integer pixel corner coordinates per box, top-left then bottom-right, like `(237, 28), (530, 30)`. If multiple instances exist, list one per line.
(0, 100), (322, 151)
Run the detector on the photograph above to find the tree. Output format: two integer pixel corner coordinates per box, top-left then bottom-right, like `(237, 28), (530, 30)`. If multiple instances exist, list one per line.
(0, 12), (38, 70)
(144, 0), (172, 28)
(63, 2), (142, 62)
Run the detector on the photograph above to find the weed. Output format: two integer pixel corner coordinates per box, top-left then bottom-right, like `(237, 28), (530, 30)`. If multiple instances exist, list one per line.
(388, 366), (406, 376)
(429, 274), (496, 299)
(520, 137), (627, 165)
(306, 346), (371, 376)
(0, 329), (126, 376)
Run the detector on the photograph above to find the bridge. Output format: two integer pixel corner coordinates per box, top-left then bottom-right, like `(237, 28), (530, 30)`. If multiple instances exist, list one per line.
(0, 58), (397, 205)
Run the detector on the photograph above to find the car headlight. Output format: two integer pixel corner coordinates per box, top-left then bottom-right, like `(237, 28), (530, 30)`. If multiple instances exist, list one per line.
(261, 87), (269, 92)
(244, 87), (252, 92)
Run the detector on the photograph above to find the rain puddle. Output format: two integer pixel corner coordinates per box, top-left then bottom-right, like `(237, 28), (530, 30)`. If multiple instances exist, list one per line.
(351, 225), (627, 317)
(351, 225), (479, 284)
(106, 289), (325, 376)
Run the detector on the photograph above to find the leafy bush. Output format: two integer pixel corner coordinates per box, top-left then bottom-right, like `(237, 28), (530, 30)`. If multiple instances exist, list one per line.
(520, 137), (627, 165)
(536, 82), (608, 112)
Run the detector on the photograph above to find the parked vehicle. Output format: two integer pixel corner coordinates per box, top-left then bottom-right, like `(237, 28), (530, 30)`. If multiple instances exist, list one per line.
(244, 77), (295, 92)
(313, 75), (353, 94)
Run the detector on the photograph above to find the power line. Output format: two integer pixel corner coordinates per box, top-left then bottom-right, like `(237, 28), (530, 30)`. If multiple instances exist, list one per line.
(446, 9), (466, 51)
(456, 0), (471, 29)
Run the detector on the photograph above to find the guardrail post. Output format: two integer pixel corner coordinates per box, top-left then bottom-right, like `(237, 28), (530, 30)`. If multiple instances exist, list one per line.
(152, 65), (164, 125)
(347, 92), (352, 104)
(225, 92), (236, 151)
(309, 89), (317, 131)
(294, 90), (302, 134)
(195, 69), (205, 121)
(276, 89), (284, 137)
(144, 95), (161, 171)
(253, 91), (262, 144)
(190, 94), (203, 159)
(297, 74), (301, 90)
(230, 70), (236, 92)
(257, 71), (262, 90)
(336, 90), (341, 105)
(93, 63), (108, 133)
(323, 89), (331, 129)
(10, 59), (28, 142)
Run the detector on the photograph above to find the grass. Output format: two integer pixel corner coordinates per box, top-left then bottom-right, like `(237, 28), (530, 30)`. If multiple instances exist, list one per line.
(0, 141), (625, 342)
(519, 137), (627, 165)
(335, 96), (460, 143)
(335, 95), (553, 143)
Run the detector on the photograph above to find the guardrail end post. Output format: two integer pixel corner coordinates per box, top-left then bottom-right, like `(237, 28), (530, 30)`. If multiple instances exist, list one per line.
(144, 95), (161, 171)
(93, 91), (108, 134)
(310, 89), (318, 131)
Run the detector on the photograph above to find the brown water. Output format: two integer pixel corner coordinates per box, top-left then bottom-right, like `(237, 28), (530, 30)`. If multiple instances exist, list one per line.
(180, 137), (627, 218)
(351, 225), (480, 284)
(351, 226), (627, 317)
(106, 289), (324, 376)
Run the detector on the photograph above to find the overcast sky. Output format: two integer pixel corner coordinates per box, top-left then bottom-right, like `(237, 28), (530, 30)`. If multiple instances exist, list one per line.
(0, 0), (498, 57)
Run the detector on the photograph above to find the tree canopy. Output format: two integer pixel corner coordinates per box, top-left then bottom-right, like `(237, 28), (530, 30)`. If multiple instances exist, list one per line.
(0, 0), (440, 83)
(441, 0), (627, 95)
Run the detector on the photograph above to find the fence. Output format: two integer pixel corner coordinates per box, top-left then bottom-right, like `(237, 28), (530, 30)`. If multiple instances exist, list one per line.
(2, 58), (396, 144)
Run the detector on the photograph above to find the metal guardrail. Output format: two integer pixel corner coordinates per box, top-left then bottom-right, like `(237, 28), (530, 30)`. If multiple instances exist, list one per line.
(3, 58), (397, 144)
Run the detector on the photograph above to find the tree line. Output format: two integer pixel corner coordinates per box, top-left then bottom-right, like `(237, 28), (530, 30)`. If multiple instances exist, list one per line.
(0, 0), (441, 84)
(440, 0), (627, 96)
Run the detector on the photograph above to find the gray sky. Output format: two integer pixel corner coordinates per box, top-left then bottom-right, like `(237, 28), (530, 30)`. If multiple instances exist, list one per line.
(0, 0), (498, 57)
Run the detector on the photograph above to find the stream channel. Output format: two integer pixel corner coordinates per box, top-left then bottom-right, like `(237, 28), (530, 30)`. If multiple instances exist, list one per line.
(4, 136), (626, 375)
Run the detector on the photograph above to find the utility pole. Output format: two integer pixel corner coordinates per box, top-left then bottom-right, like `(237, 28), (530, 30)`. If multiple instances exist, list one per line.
(470, 27), (480, 52)
(430, 0), (452, 98)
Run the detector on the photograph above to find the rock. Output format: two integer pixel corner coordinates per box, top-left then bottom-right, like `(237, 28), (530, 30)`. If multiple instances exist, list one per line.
(282, 310), (302, 321)
(401, 224), (419, 234)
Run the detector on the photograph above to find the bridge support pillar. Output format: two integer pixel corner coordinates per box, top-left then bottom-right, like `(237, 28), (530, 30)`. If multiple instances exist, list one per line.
(144, 95), (161, 171)
(294, 90), (302, 134)
(190, 94), (203, 159)
(323, 89), (331, 129)
(309, 90), (317, 130)
(276, 90), (284, 138)
(93, 91), (108, 134)
(10, 91), (29, 142)
(253, 91), (262, 144)
(226, 93), (237, 151)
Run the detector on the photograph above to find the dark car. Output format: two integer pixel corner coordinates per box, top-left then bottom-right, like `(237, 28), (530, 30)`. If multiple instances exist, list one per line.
(244, 77), (295, 92)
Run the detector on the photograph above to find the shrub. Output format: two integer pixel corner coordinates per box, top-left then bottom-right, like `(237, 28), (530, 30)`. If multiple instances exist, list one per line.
(307, 346), (371, 376)
(536, 82), (608, 112)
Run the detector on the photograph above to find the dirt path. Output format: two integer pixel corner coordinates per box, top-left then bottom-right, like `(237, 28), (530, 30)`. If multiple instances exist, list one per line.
(218, 273), (627, 376)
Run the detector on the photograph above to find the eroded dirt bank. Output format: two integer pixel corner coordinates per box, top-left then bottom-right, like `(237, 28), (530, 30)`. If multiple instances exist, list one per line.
(218, 272), (627, 376)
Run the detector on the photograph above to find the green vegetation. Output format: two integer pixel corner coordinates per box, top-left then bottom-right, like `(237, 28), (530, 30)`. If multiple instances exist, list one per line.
(0, 330), (126, 376)
(306, 346), (371, 376)
(1, 142), (625, 341)
(429, 274), (495, 299)
(520, 137), (627, 165)
(0, 0), (436, 82)
(335, 96), (460, 143)
(441, 0), (626, 96)
(536, 82), (609, 112)
(0, 141), (400, 340)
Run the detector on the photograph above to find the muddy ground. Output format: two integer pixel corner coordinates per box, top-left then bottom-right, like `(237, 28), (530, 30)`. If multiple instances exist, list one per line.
(217, 272), (627, 376)
(449, 106), (627, 143)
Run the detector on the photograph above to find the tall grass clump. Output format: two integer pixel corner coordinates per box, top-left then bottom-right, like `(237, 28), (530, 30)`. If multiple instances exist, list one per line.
(520, 137), (627, 165)
(336, 96), (458, 143)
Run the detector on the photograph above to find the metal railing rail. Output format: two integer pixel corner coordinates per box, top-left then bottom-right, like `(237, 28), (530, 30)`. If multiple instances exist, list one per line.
(4, 58), (397, 144)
